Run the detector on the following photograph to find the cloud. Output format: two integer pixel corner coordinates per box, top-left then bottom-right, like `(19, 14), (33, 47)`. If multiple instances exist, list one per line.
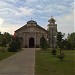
(56, 11), (74, 34)
(0, 0), (18, 18)
(36, 2), (73, 15)
(2, 0), (19, 4)
(15, 7), (34, 16)
(0, 0), (15, 8)
(0, 18), (4, 32)
(25, 0), (38, 3)
(0, 18), (4, 25)
(0, 0), (74, 35)
(0, 24), (21, 34)
(0, 0), (34, 18)
(0, 18), (4, 30)
(74, 1), (75, 32)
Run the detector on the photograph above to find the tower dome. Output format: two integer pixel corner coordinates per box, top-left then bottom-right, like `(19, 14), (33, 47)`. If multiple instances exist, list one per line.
(48, 16), (55, 24)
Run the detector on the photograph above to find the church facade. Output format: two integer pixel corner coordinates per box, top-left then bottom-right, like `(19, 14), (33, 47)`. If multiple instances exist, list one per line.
(15, 17), (57, 48)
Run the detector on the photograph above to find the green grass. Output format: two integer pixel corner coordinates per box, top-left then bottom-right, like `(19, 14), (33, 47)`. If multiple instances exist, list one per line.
(0, 47), (16, 61)
(35, 49), (75, 75)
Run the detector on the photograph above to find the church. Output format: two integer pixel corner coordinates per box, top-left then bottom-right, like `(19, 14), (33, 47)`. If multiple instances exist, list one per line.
(15, 17), (57, 48)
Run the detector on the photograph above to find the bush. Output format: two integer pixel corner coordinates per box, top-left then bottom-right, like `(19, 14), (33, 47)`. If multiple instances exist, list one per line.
(0, 47), (6, 53)
(51, 48), (56, 56)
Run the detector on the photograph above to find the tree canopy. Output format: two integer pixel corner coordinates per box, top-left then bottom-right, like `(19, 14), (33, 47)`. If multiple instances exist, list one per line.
(57, 32), (64, 49)
(67, 32), (75, 49)
(0, 32), (12, 47)
(57, 32), (75, 50)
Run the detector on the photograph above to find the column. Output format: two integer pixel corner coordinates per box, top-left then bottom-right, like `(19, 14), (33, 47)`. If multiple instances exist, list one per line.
(35, 32), (36, 48)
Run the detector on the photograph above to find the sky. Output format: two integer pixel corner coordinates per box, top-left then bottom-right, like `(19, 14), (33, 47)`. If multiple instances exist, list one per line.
(0, 0), (74, 36)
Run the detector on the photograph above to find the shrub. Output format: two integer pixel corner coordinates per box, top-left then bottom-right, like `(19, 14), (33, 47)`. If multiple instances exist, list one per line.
(0, 47), (6, 53)
(51, 48), (56, 56)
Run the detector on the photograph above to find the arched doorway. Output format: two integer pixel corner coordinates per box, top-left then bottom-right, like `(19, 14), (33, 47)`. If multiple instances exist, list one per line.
(29, 37), (34, 48)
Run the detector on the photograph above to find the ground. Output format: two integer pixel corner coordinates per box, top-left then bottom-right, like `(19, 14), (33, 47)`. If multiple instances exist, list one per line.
(0, 48), (75, 75)
(35, 49), (75, 75)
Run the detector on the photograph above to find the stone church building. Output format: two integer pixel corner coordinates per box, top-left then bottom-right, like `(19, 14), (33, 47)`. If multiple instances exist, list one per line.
(15, 17), (57, 48)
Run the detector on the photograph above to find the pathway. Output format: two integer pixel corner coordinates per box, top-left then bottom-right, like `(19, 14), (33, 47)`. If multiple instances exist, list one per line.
(0, 48), (35, 75)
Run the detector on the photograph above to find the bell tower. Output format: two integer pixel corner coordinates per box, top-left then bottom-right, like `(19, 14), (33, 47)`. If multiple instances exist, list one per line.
(47, 16), (57, 47)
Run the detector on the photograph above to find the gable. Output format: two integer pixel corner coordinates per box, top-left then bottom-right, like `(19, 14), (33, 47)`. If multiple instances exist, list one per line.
(15, 24), (47, 34)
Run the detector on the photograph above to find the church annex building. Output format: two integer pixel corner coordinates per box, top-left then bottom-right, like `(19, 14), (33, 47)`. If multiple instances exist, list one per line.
(15, 17), (57, 48)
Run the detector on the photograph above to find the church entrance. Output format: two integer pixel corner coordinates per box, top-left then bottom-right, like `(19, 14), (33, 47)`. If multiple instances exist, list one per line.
(29, 37), (34, 48)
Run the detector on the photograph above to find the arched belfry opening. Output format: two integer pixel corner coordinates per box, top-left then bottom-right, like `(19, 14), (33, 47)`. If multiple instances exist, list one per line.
(29, 37), (34, 48)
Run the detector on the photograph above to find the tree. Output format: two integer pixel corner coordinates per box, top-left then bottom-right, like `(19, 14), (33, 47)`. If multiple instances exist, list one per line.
(8, 36), (21, 52)
(3, 32), (12, 44)
(57, 50), (64, 61)
(62, 39), (71, 50)
(0, 31), (1, 34)
(0, 37), (6, 47)
(67, 32), (75, 50)
(0, 32), (12, 47)
(57, 32), (64, 49)
(40, 35), (48, 50)
(57, 32), (65, 61)
(0, 33), (3, 45)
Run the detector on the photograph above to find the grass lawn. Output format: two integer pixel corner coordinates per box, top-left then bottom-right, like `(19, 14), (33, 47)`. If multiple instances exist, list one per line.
(35, 49), (75, 75)
(0, 47), (16, 61)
